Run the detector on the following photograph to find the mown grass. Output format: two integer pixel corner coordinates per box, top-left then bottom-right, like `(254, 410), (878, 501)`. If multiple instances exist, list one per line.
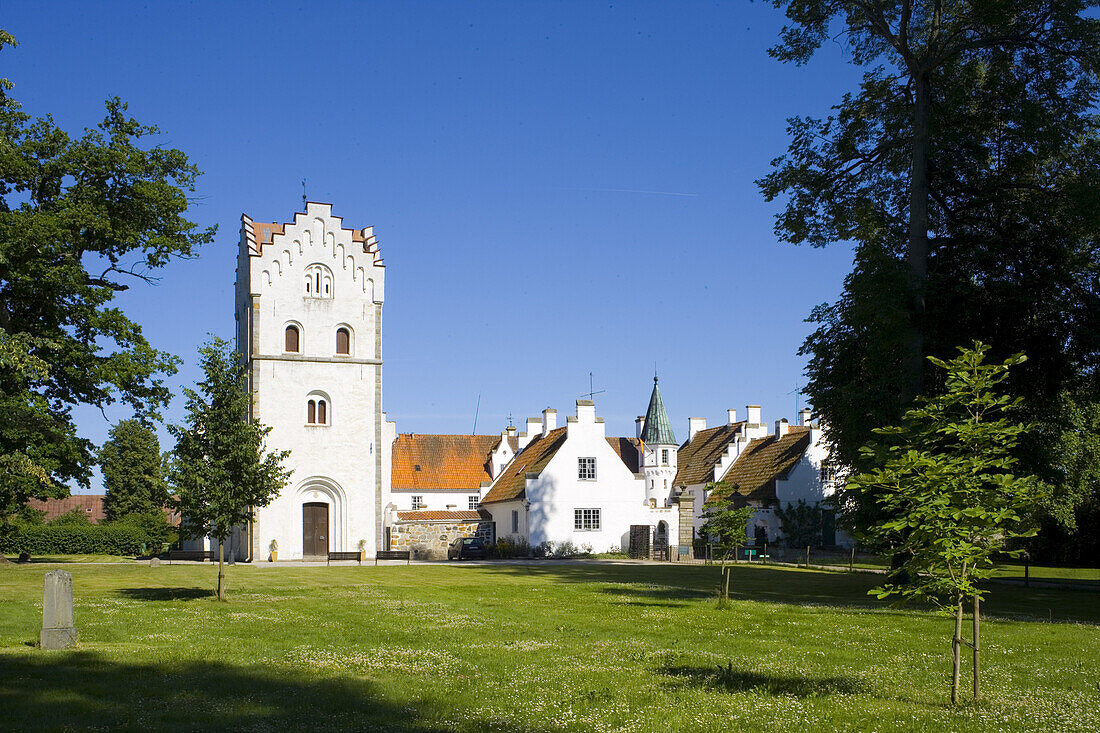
(0, 560), (1097, 732)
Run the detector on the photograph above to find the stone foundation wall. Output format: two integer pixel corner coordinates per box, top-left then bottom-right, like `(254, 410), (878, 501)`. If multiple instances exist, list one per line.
(390, 520), (495, 560)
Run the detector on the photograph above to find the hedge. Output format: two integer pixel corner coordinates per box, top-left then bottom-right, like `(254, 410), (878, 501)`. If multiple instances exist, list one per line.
(0, 524), (149, 555)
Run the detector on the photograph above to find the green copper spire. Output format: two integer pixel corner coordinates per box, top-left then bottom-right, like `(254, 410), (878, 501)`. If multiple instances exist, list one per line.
(641, 376), (677, 445)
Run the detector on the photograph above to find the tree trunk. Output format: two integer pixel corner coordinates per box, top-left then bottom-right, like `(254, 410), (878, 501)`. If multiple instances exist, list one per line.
(973, 594), (981, 701)
(905, 71), (932, 402)
(217, 541), (226, 602)
(952, 592), (963, 704)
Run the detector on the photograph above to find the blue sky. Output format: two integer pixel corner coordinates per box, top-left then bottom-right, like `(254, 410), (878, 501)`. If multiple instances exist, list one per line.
(5, 2), (863, 489)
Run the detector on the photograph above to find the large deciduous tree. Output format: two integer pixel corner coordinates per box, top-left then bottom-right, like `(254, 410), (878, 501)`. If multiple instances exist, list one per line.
(847, 343), (1043, 704)
(99, 419), (169, 522)
(169, 337), (290, 601)
(759, 3), (1100, 545)
(0, 32), (214, 522)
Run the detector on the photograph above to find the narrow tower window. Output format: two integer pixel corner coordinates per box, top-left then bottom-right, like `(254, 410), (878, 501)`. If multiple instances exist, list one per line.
(335, 327), (350, 355)
(304, 264), (334, 299)
(306, 397), (329, 426)
(285, 325), (300, 353)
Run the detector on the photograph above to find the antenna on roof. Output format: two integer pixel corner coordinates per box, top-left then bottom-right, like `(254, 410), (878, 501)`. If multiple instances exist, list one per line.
(471, 393), (481, 435)
(507, 411), (514, 428)
(580, 372), (606, 402)
(301, 179), (307, 208)
(787, 383), (804, 416)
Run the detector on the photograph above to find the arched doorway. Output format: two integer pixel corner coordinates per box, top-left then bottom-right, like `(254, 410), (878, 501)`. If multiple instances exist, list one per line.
(303, 502), (329, 558)
(654, 521), (669, 561)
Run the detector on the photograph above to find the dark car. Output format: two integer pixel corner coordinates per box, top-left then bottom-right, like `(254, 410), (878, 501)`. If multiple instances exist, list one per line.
(447, 537), (486, 560)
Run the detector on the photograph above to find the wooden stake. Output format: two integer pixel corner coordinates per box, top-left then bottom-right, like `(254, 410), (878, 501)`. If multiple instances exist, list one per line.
(806, 545), (810, 568)
(217, 541), (226, 602)
(952, 593), (963, 704)
(973, 594), (981, 701)
(849, 546), (855, 572)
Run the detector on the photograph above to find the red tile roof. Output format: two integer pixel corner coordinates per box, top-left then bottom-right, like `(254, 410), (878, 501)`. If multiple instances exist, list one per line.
(391, 434), (504, 491)
(28, 495), (105, 523)
(705, 427), (812, 507)
(481, 428), (568, 504)
(673, 422), (745, 486)
(606, 437), (641, 473)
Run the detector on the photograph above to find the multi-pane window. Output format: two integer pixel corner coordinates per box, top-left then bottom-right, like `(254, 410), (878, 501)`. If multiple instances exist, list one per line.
(307, 398), (328, 425)
(661, 449), (669, 466)
(335, 327), (350, 355)
(468, 495), (479, 510)
(511, 510), (519, 534)
(578, 457), (596, 480)
(285, 325), (300, 353)
(411, 496), (425, 510)
(574, 508), (601, 531)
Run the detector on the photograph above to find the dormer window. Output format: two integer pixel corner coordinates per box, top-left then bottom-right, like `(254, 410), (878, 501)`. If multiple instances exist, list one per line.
(304, 264), (333, 298)
(285, 325), (300, 353)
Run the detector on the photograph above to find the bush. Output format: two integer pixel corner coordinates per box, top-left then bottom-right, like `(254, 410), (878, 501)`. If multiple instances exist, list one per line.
(47, 508), (93, 526)
(488, 538), (530, 559)
(532, 541), (553, 558)
(552, 540), (577, 559)
(110, 510), (176, 548)
(0, 524), (148, 555)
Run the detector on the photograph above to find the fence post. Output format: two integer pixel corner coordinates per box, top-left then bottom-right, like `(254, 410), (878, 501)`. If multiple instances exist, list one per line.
(849, 546), (855, 573)
(763, 543), (767, 564)
(806, 545), (810, 568)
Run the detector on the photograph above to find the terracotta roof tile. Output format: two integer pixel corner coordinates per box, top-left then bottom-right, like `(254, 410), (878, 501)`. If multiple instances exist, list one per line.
(394, 510), (488, 522)
(606, 437), (641, 473)
(481, 427), (568, 504)
(391, 434), (502, 491)
(673, 423), (745, 486)
(705, 427), (812, 506)
(27, 495), (105, 523)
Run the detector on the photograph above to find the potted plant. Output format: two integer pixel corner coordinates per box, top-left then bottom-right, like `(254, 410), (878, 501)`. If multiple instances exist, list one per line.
(358, 539), (367, 562)
(269, 539), (279, 562)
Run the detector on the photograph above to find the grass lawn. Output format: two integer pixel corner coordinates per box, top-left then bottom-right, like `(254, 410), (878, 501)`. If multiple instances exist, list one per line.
(1, 560), (1097, 732)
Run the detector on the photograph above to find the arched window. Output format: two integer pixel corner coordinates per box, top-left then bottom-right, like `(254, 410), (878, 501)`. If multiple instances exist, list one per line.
(306, 397), (329, 425)
(335, 327), (350, 355)
(285, 325), (300, 353)
(304, 264), (333, 298)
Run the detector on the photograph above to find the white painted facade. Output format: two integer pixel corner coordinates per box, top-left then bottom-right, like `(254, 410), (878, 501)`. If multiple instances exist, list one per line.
(486, 401), (679, 553)
(235, 202), (386, 560)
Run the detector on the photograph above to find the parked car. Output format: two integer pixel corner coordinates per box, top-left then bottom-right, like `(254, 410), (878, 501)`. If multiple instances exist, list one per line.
(448, 537), (486, 560)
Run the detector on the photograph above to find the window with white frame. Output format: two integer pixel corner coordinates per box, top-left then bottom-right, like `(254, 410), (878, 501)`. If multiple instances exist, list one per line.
(574, 508), (601, 531)
(661, 449), (669, 466)
(468, 495), (479, 510)
(411, 495), (424, 510)
(578, 457), (596, 480)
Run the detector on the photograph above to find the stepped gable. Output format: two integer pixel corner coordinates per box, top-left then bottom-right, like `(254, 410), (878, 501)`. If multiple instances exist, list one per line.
(481, 427), (568, 504)
(391, 434), (502, 491)
(673, 422), (745, 486)
(241, 201), (383, 264)
(705, 426), (812, 507)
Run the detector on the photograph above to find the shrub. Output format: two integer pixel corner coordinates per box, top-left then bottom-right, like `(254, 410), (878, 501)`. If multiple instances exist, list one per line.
(110, 510), (176, 548)
(532, 541), (553, 558)
(552, 540), (577, 559)
(488, 538), (530, 559)
(47, 508), (93, 526)
(0, 523), (148, 555)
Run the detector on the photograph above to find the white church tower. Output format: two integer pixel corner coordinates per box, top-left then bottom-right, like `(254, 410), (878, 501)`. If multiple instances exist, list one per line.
(638, 376), (678, 508)
(235, 202), (386, 560)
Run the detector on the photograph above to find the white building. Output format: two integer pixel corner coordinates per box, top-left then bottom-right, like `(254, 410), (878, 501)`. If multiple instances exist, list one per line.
(228, 202), (387, 560)
(481, 391), (685, 556)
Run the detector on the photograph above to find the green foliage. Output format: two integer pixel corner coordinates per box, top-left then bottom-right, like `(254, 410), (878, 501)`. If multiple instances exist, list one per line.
(847, 344), (1045, 605)
(46, 508), (92, 526)
(775, 499), (824, 548)
(0, 523), (147, 555)
(110, 510), (175, 548)
(0, 33), (214, 523)
(99, 419), (169, 521)
(762, 3), (1100, 548)
(169, 337), (291, 544)
(488, 538), (529, 559)
(700, 487), (756, 560)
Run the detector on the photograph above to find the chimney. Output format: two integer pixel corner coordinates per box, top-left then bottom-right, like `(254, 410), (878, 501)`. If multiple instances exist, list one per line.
(688, 417), (706, 441)
(506, 425), (517, 437)
(798, 408), (812, 427)
(542, 408), (557, 436)
(526, 417), (542, 435)
(746, 405), (762, 425)
(727, 408), (737, 425)
(576, 400), (596, 423)
(775, 418), (789, 438)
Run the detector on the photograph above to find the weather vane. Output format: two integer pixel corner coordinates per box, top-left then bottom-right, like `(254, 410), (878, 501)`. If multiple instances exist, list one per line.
(580, 372), (606, 402)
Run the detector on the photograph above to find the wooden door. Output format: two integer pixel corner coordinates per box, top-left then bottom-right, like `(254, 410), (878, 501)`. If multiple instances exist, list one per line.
(302, 502), (329, 557)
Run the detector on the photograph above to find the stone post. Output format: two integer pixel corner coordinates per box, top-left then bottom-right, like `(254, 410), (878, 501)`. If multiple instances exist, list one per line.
(41, 569), (76, 650)
(677, 489), (695, 561)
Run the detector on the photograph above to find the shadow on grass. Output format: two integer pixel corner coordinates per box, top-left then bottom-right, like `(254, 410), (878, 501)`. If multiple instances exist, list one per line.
(474, 562), (1100, 624)
(663, 663), (864, 697)
(0, 651), (540, 732)
(600, 585), (711, 605)
(117, 587), (213, 601)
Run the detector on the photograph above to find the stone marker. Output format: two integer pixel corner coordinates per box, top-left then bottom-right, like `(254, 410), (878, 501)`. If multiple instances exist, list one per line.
(149, 557), (161, 567)
(40, 569), (76, 650)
